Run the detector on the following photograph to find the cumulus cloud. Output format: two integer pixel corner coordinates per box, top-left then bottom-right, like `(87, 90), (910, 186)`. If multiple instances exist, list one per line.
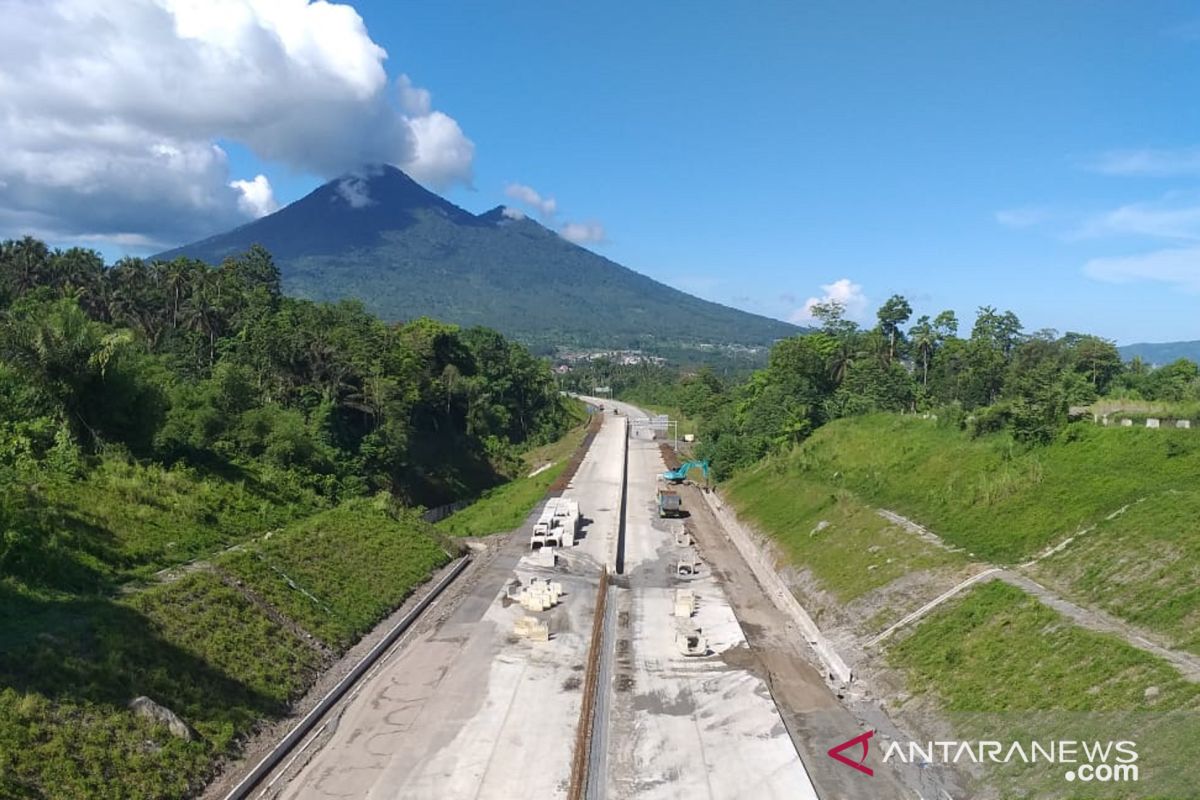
(0, 0), (474, 246)
(229, 174), (278, 218)
(1084, 247), (1200, 291)
(501, 206), (526, 220)
(559, 221), (606, 245)
(789, 278), (869, 324)
(504, 183), (558, 219)
(1086, 147), (1200, 177)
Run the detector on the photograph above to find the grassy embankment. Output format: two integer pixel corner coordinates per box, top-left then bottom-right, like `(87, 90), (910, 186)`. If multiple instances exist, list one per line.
(724, 413), (1200, 793)
(890, 581), (1200, 797)
(0, 457), (450, 800)
(763, 413), (1200, 563)
(437, 402), (595, 537)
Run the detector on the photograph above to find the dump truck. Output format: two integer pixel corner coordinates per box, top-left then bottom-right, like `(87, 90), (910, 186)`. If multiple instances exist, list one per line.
(657, 489), (682, 518)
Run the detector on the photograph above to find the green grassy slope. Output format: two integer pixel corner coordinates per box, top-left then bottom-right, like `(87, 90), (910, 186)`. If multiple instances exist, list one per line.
(777, 414), (1200, 562)
(890, 582), (1200, 797)
(725, 468), (963, 603)
(1033, 489), (1200, 654)
(436, 405), (593, 538)
(0, 462), (448, 799)
(220, 502), (450, 649)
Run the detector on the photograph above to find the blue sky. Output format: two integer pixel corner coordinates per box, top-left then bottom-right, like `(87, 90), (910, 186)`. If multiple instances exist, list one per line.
(6, 1), (1200, 344)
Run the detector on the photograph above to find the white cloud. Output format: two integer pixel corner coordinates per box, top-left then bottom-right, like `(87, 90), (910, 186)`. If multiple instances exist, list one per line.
(995, 207), (1050, 228)
(396, 73), (432, 116)
(1083, 247), (1200, 291)
(1075, 197), (1200, 241)
(1086, 147), (1200, 177)
(559, 221), (606, 245)
(335, 176), (374, 208)
(0, 0), (474, 246)
(789, 278), (869, 324)
(501, 206), (526, 220)
(404, 111), (474, 190)
(505, 183), (558, 219)
(229, 173), (278, 218)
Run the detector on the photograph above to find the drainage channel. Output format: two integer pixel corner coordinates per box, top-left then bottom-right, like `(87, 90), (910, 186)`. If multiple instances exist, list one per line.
(223, 554), (472, 800)
(570, 412), (630, 800)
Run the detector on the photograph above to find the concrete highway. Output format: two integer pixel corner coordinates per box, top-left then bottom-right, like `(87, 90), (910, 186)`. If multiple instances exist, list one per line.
(268, 401), (825, 799)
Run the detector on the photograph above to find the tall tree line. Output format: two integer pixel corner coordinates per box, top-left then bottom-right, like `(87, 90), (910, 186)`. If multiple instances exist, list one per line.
(0, 237), (574, 504)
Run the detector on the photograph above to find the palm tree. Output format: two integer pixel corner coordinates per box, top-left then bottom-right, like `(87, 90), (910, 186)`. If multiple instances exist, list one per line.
(829, 337), (857, 385)
(910, 316), (936, 387)
(183, 270), (226, 366)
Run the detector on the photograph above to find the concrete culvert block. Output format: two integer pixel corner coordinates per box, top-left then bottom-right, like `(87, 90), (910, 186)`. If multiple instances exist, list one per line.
(1121, 419), (1133, 427)
(128, 696), (196, 741)
(514, 616), (550, 641)
(1146, 418), (1161, 429)
(673, 589), (696, 618)
(674, 625), (708, 656)
(1178, 420), (1191, 429)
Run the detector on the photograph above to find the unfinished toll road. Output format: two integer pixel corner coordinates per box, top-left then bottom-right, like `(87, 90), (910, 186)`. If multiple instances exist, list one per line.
(268, 407), (624, 799)
(264, 400), (912, 800)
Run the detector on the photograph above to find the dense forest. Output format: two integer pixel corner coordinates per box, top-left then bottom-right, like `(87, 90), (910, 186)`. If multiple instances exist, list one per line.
(566, 294), (1197, 479)
(0, 236), (574, 584)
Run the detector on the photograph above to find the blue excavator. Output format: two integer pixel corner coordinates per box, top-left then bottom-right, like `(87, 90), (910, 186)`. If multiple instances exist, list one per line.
(661, 459), (710, 484)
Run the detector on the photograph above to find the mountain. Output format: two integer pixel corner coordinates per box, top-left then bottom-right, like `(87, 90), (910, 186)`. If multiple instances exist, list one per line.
(1118, 341), (1200, 366)
(156, 165), (799, 352)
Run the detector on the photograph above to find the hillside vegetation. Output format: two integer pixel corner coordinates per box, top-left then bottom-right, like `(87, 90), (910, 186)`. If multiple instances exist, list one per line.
(0, 236), (577, 798)
(732, 413), (1200, 563)
(890, 581), (1200, 798)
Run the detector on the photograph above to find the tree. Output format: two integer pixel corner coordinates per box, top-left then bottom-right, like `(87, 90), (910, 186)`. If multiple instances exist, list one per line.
(1067, 334), (1122, 395)
(909, 315), (936, 387)
(876, 294), (912, 361)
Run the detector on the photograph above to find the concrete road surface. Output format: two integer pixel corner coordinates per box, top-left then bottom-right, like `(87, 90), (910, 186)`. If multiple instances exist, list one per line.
(274, 409), (625, 799)
(272, 402), (825, 800)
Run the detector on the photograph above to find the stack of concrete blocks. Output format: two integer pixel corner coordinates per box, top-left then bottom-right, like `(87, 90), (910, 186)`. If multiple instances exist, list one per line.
(518, 577), (563, 612)
(514, 616), (550, 641)
(673, 589), (696, 618)
(530, 498), (581, 550)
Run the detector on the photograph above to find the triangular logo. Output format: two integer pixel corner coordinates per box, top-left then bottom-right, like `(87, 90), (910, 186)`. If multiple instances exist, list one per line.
(827, 730), (875, 776)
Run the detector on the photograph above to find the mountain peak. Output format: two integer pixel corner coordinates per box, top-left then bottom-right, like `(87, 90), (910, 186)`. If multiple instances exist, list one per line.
(155, 168), (800, 350)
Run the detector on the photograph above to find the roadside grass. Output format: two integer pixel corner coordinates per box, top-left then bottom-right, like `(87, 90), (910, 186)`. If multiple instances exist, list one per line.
(219, 500), (450, 650)
(0, 571), (321, 800)
(724, 464), (963, 602)
(435, 459), (568, 537)
(437, 407), (594, 537)
(889, 581), (1200, 797)
(520, 399), (589, 472)
(1033, 489), (1200, 655)
(785, 414), (1200, 562)
(38, 455), (325, 583)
